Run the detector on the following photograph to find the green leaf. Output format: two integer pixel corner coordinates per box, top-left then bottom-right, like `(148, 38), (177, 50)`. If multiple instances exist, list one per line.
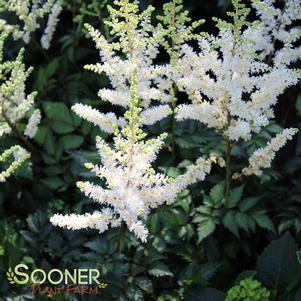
(200, 262), (220, 281)
(90, 127), (109, 140)
(252, 213), (274, 232)
(210, 183), (224, 204)
(59, 135), (84, 150)
(34, 125), (48, 144)
(148, 262), (173, 277)
(135, 276), (153, 294)
(235, 211), (249, 232)
(44, 166), (61, 176)
(41, 177), (65, 190)
(81, 121), (93, 135)
(149, 213), (160, 233)
(26, 216), (40, 233)
(84, 239), (108, 254)
(51, 121), (75, 134)
(34, 59), (60, 92)
(126, 286), (144, 301)
(72, 111), (82, 127)
(239, 197), (259, 212)
(223, 210), (239, 236)
(256, 232), (301, 290)
(44, 130), (56, 155)
(227, 185), (244, 208)
(176, 137), (199, 148)
(166, 167), (181, 178)
(46, 58), (60, 77)
(197, 217), (216, 242)
(41, 153), (57, 164)
(247, 215), (256, 233)
(43, 101), (73, 124)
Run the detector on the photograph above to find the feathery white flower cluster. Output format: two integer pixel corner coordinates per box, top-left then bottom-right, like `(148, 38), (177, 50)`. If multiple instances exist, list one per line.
(176, 0), (300, 175)
(51, 132), (215, 242)
(157, 0), (204, 55)
(0, 44), (38, 138)
(52, 64), (215, 242)
(177, 31), (299, 141)
(24, 109), (41, 138)
(50, 0), (216, 242)
(51, 209), (115, 233)
(242, 128), (298, 176)
(72, 1), (173, 134)
(0, 0), (62, 46)
(252, 0), (301, 65)
(41, 1), (63, 49)
(72, 103), (126, 133)
(51, 0), (300, 242)
(157, 0), (205, 94)
(0, 26), (39, 181)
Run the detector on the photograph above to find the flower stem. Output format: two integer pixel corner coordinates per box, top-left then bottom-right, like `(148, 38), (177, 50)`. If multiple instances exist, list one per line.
(170, 0), (178, 160)
(117, 221), (126, 253)
(225, 138), (232, 203)
(171, 84), (177, 159)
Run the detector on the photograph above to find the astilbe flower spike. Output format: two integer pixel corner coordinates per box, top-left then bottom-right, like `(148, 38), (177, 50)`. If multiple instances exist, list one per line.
(72, 0), (173, 134)
(156, 0), (205, 154)
(0, 25), (39, 182)
(176, 0), (300, 177)
(41, 0), (63, 50)
(51, 69), (215, 242)
(50, 0), (216, 243)
(0, 29), (39, 139)
(252, 0), (301, 65)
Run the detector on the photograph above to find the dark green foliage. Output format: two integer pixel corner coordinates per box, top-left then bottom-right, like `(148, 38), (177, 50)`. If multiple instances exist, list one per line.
(256, 233), (301, 295)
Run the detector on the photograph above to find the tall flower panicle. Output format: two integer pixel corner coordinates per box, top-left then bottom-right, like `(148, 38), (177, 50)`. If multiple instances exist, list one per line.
(72, 0), (173, 134)
(242, 128), (298, 176)
(176, 0), (300, 177)
(24, 109), (41, 138)
(157, 0), (204, 62)
(41, 1), (63, 49)
(0, 33), (38, 138)
(0, 25), (39, 181)
(51, 70), (215, 242)
(50, 0), (216, 242)
(156, 0), (205, 153)
(252, 0), (301, 65)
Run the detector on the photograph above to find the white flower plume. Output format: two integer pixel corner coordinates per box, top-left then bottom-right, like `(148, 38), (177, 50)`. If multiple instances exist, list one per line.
(24, 109), (41, 138)
(51, 133), (215, 242)
(41, 1), (63, 49)
(72, 103), (126, 133)
(242, 128), (298, 176)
